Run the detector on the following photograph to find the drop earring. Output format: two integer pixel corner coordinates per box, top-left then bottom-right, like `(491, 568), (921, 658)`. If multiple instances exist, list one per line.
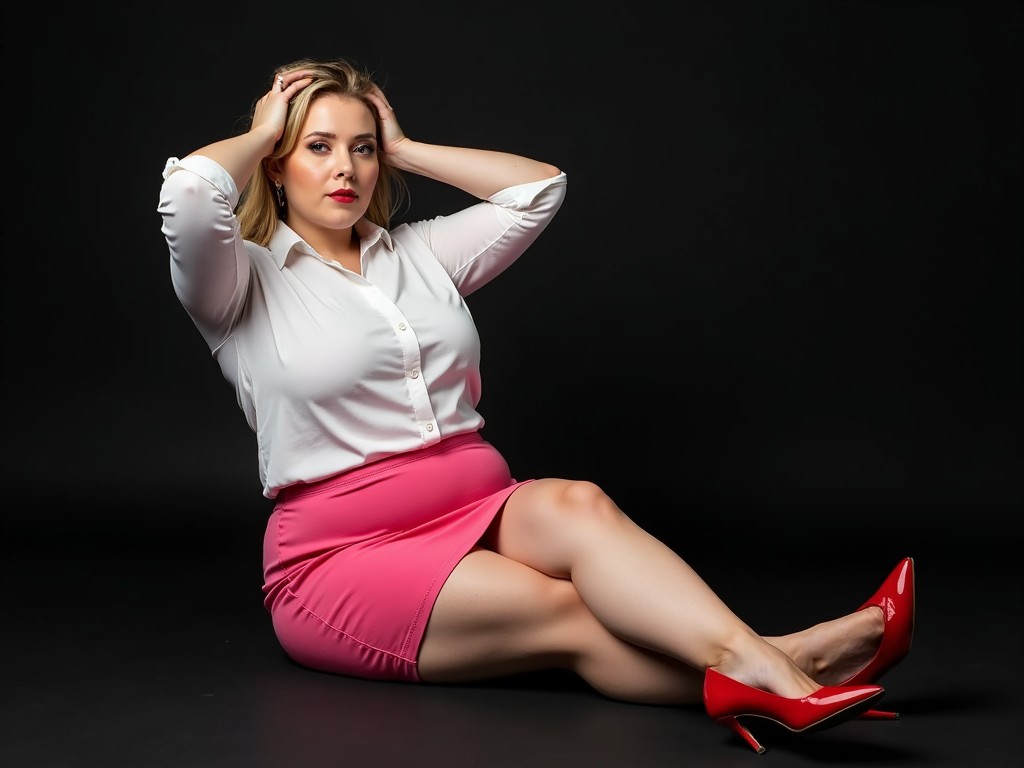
(275, 180), (285, 208)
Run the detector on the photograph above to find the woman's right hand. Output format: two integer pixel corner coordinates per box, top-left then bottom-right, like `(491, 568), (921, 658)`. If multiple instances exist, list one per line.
(251, 70), (314, 147)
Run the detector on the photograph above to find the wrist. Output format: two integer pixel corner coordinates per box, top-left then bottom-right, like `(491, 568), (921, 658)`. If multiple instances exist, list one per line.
(248, 125), (281, 156)
(383, 138), (419, 172)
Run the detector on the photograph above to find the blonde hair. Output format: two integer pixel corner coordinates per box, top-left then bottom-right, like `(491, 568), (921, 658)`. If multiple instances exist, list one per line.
(236, 57), (409, 246)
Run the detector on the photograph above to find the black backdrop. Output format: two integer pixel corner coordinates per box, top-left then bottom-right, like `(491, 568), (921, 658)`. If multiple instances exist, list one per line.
(4, 0), (1020, 547)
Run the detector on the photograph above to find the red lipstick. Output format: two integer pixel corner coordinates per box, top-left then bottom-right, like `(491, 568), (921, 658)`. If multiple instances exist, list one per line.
(328, 188), (357, 203)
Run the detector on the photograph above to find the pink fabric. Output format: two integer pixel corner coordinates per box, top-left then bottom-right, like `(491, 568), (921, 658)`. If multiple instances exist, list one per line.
(262, 431), (530, 682)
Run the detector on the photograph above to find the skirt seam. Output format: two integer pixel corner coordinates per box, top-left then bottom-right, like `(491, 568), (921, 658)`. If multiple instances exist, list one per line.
(283, 585), (416, 664)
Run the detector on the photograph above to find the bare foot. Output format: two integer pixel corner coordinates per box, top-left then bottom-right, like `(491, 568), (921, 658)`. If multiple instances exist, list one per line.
(766, 607), (884, 686)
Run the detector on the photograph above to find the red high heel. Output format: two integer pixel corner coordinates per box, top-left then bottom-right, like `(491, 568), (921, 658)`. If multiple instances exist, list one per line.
(703, 667), (885, 755)
(846, 557), (915, 720)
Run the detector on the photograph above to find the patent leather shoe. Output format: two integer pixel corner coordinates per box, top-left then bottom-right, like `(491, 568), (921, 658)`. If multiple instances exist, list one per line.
(846, 556), (915, 720)
(703, 667), (885, 754)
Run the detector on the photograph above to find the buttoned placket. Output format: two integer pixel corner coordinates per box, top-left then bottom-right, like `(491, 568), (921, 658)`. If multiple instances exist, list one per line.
(326, 258), (440, 445)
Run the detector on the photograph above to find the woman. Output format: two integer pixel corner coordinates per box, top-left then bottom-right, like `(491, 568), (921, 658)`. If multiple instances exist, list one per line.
(157, 57), (914, 754)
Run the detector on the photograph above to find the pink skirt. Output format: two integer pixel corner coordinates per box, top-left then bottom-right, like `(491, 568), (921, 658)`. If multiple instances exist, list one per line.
(262, 431), (530, 682)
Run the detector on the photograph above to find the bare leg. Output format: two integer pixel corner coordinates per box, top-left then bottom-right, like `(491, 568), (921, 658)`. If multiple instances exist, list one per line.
(482, 479), (858, 699)
(421, 479), (885, 701)
(418, 547), (704, 704)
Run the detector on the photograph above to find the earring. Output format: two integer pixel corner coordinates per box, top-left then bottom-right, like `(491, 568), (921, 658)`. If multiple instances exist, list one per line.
(275, 180), (285, 208)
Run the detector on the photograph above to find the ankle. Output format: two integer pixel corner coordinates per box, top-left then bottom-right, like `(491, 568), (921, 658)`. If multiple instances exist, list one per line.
(708, 629), (780, 687)
(704, 625), (744, 669)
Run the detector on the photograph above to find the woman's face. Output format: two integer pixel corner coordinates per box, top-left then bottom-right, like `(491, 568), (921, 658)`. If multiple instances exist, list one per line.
(278, 93), (380, 239)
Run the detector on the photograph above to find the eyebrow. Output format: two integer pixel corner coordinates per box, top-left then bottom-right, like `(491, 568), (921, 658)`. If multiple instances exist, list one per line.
(301, 131), (377, 141)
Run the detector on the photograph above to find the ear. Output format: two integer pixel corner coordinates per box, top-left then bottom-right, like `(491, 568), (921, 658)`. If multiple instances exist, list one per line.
(265, 158), (283, 182)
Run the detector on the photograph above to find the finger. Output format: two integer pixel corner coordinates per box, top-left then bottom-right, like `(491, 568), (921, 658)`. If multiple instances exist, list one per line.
(273, 72), (314, 95)
(368, 90), (395, 114)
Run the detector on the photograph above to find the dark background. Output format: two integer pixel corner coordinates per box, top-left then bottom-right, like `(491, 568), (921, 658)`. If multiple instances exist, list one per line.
(5, 0), (1020, 527)
(3, 2), (1021, 766)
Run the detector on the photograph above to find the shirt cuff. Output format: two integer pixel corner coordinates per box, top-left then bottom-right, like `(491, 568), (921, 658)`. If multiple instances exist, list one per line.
(160, 154), (241, 208)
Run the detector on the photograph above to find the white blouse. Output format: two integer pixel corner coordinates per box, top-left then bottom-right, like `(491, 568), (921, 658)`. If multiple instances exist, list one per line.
(158, 154), (567, 498)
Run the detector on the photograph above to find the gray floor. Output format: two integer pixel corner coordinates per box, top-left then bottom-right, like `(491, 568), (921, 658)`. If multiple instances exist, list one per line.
(5, 501), (1021, 768)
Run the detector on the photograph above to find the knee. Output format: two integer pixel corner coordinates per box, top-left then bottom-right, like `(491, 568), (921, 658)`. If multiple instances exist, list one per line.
(556, 480), (624, 529)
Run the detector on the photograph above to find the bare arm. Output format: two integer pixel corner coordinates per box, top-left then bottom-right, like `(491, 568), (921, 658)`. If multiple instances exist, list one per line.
(365, 88), (562, 199)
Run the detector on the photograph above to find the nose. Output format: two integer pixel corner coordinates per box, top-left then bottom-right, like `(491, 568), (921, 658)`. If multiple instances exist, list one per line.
(335, 156), (354, 179)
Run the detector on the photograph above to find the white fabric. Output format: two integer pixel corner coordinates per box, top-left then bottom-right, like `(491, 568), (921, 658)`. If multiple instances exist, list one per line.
(158, 154), (567, 498)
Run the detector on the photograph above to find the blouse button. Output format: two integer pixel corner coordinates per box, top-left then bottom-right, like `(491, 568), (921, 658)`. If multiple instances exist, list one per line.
(397, 322), (407, 331)
(410, 369), (420, 379)
(426, 423), (434, 432)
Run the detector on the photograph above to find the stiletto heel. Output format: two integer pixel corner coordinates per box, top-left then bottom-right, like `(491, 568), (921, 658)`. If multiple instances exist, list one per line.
(845, 557), (915, 719)
(722, 714), (767, 755)
(703, 667), (885, 755)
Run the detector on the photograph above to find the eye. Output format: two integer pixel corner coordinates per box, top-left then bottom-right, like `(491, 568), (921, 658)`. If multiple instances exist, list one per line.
(353, 143), (376, 156)
(307, 141), (331, 153)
